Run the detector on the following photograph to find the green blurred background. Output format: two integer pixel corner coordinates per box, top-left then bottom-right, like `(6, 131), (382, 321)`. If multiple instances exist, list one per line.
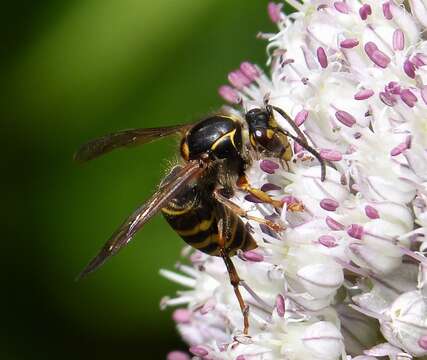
(1, 1), (283, 359)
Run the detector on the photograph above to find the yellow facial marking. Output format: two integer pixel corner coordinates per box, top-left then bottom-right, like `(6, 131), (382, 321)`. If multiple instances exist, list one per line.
(266, 129), (275, 139)
(268, 116), (278, 129)
(249, 134), (257, 147)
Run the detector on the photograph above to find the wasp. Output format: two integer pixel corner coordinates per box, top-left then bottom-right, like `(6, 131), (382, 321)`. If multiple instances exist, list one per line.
(75, 105), (325, 334)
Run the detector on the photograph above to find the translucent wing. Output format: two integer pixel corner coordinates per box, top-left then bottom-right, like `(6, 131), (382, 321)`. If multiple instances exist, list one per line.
(77, 160), (204, 279)
(74, 124), (191, 162)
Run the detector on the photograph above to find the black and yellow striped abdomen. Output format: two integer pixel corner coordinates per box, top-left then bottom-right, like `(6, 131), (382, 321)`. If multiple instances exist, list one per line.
(161, 177), (256, 257)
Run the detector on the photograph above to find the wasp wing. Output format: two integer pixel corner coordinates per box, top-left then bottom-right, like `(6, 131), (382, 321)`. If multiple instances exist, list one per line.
(77, 160), (204, 279)
(74, 124), (191, 162)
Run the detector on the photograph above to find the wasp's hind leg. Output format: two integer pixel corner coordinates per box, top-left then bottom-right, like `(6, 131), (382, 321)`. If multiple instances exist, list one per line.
(219, 247), (250, 335)
(214, 189), (284, 232)
(216, 219), (250, 335)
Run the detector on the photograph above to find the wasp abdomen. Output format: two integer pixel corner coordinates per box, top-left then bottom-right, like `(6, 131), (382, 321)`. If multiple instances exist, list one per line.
(161, 176), (256, 256)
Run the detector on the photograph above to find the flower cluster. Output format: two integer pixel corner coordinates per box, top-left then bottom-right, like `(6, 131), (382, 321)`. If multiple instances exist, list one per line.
(163, 1), (427, 359)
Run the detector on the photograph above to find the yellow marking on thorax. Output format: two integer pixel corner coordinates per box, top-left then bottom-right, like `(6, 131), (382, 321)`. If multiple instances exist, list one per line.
(180, 140), (190, 161)
(211, 129), (237, 151)
(176, 215), (214, 236)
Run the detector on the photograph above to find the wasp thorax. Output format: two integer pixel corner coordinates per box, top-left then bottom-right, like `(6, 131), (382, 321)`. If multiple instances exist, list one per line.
(181, 115), (243, 162)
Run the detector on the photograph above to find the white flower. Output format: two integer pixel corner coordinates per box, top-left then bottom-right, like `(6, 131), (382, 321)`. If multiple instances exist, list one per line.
(162, 1), (427, 359)
(381, 291), (427, 357)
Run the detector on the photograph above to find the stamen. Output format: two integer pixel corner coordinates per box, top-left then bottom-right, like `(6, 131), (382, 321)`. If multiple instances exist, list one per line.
(379, 91), (397, 107)
(418, 335), (427, 350)
(364, 205), (380, 219)
(390, 141), (409, 156)
(335, 110), (356, 127)
(354, 89), (374, 100)
(400, 89), (418, 108)
(228, 70), (251, 90)
(276, 294), (285, 317)
(242, 250), (264, 262)
(172, 308), (192, 323)
(333, 1), (350, 14)
(320, 149), (343, 161)
(364, 42), (391, 68)
(285, 0), (304, 11)
(326, 216), (345, 230)
(383, 1), (393, 20)
(320, 198), (339, 211)
(218, 85), (241, 104)
(167, 351), (190, 360)
(160, 295), (193, 309)
(189, 346), (209, 357)
(294, 141), (303, 154)
(267, 2), (283, 23)
(386, 81), (401, 95)
(392, 29), (405, 51)
(240, 62), (260, 81)
(347, 224), (364, 239)
(412, 53), (427, 67)
(359, 4), (372, 20)
(261, 183), (281, 192)
(190, 252), (204, 264)
(295, 109), (308, 126)
(159, 269), (196, 288)
(260, 159), (280, 174)
(316, 47), (328, 68)
(318, 234), (337, 247)
(403, 60), (416, 79)
(340, 39), (359, 49)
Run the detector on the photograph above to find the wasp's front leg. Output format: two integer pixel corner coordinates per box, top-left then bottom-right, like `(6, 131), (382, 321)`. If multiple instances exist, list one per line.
(236, 175), (283, 210)
(213, 189), (284, 232)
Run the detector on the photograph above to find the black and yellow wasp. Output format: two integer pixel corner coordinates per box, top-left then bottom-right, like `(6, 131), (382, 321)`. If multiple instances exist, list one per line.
(75, 104), (325, 334)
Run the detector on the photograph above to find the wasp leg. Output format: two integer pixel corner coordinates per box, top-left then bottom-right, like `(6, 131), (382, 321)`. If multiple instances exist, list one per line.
(279, 158), (290, 172)
(236, 175), (283, 209)
(218, 241), (249, 334)
(213, 189), (284, 232)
